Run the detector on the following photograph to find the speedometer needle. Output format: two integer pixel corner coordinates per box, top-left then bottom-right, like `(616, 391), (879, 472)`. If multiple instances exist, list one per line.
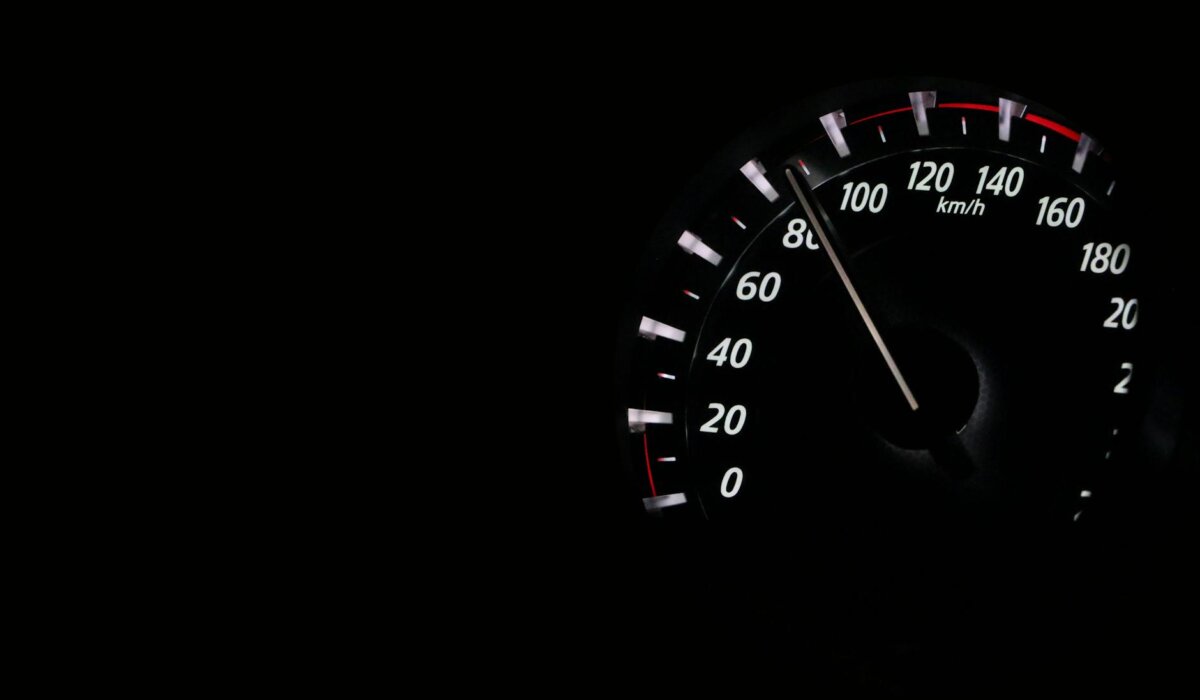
(785, 168), (920, 411)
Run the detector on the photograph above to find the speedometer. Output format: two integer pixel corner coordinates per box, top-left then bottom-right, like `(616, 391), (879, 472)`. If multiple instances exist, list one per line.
(620, 79), (1130, 525)
(612, 78), (1195, 688)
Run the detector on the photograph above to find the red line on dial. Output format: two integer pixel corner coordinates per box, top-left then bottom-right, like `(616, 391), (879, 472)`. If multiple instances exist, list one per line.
(643, 433), (657, 497)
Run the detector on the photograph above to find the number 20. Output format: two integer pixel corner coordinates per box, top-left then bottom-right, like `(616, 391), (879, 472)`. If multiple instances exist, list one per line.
(1104, 298), (1138, 330)
(700, 403), (746, 434)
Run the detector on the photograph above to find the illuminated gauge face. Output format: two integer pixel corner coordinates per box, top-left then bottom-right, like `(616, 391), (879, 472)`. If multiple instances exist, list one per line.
(618, 80), (1141, 531)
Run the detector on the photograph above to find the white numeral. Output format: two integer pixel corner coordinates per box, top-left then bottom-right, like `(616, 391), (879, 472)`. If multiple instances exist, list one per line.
(1080, 242), (1130, 274)
(1114, 363), (1133, 394)
(1037, 196), (1085, 227)
(976, 166), (1025, 197)
(736, 271), (782, 302)
(782, 218), (819, 250)
(907, 161), (955, 192)
(720, 467), (743, 498)
(1104, 298), (1139, 330)
(706, 338), (753, 368)
(699, 403), (747, 435)
(840, 182), (888, 213)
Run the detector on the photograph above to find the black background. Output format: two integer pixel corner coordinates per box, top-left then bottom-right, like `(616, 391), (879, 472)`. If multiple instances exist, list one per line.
(485, 40), (1199, 694)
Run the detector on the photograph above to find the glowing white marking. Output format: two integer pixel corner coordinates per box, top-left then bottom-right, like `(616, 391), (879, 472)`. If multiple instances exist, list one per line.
(1040, 135), (1047, 153)
(740, 159), (780, 202)
(1107, 181), (1116, 196)
(639, 316), (686, 343)
(961, 116), (967, 135)
(677, 231), (723, 266)
(643, 492), (687, 511)
(656, 372), (675, 381)
(878, 125), (886, 143)
(627, 408), (673, 432)
(908, 90), (936, 136)
(799, 161), (811, 176)
(1081, 490), (1092, 498)
(732, 216), (747, 230)
(820, 110), (850, 157)
(1112, 428), (1119, 435)
(656, 456), (676, 463)
(683, 290), (700, 301)
(1073, 133), (1099, 173)
(1073, 512), (1082, 522)
(998, 98), (1026, 142)
(1105, 451), (1112, 460)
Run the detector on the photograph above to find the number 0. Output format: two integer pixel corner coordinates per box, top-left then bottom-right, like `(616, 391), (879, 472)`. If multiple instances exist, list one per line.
(720, 467), (743, 498)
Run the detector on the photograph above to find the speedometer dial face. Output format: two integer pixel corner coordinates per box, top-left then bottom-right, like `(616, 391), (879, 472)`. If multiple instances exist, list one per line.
(618, 79), (1139, 532)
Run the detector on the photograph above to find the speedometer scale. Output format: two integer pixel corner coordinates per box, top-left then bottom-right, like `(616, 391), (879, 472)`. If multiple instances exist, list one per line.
(620, 81), (1135, 536)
